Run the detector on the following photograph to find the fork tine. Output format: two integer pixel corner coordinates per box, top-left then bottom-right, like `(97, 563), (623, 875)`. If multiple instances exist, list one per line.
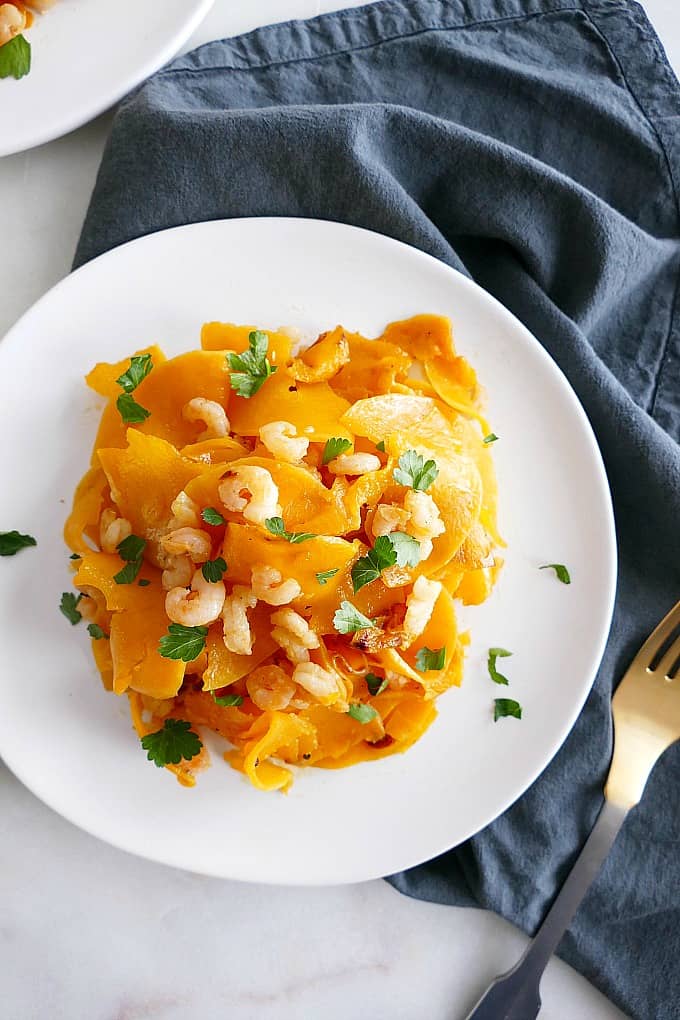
(653, 633), (680, 680)
(629, 599), (680, 672)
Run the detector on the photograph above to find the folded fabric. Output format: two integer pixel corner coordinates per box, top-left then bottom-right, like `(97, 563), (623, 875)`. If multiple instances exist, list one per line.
(74, 2), (680, 1017)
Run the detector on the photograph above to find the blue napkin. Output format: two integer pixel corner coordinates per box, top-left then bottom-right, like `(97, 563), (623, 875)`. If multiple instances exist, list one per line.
(74, 2), (680, 1017)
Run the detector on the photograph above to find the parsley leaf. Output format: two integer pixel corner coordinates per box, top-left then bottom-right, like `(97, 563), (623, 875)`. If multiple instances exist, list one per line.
(116, 392), (150, 424)
(228, 330), (278, 398)
(375, 440), (386, 452)
(264, 517), (315, 544)
(0, 530), (37, 556)
(494, 698), (523, 721)
(87, 623), (108, 640)
(365, 672), (388, 696)
(351, 535), (397, 593)
(158, 623), (208, 661)
(212, 692), (244, 707)
(333, 600), (376, 634)
(388, 531), (421, 568)
(488, 647), (512, 685)
(69, 552), (81, 560)
(540, 563), (571, 584)
(141, 718), (203, 767)
(115, 353), (153, 393)
(483, 433), (499, 445)
(202, 557), (227, 583)
(0, 34), (31, 80)
(347, 703), (379, 724)
(415, 646), (446, 671)
(201, 507), (225, 526)
(392, 449), (439, 491)
(138, 579), (151, 587)
(322, 437), (352, 465)
(113, 560), (143, 585)
(316, 568), (339, 585)
(114, 534), (146, 585)
(60, 592), (83, 625)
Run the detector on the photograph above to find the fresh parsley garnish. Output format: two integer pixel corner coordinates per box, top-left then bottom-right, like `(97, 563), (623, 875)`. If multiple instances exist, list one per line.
(316, 568), (339, 585)
(60, 592), (83, 625)
(264, 517), (315, 544)
(415, 646), (446, 671)
(212, 692), (244, 707)
(351, 536), (397, 593)
(540, 563), (571, 584)
(113, 534), (147, 585)
(388, 531), (421, 568)
(158, 623), (208, 662)
(69, 552), (81, 560)
(347, 703), (379, 724)
(322, 437), (352, 465)
(138, 578), (151, 587)
(333, 600), (376, 634)
(365, 672), (388, 696)
(116, 392), (150, 424)
(201, 507), (225, 526)
(483, 433), (499, 444)
(392, 449), (439, 491)
(375, 440), (386, 452)
(488, 647), (512, 685)
(0, 530), (37, 556)
(141, 718), (203, 767)
(228, 330), (278, 398)
(202, 557), (227, 583)
(0, 34), (31, 80)
(115, 354), (153, 393)
(87, 623), (108, 640)
(494, 698), (522, 721)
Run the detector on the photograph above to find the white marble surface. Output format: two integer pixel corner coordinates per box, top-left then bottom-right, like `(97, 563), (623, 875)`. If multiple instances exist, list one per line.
(2, 1), (677, 1017)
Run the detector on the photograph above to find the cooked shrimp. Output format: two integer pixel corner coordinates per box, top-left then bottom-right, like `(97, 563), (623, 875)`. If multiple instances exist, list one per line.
(372, 503), (411, 538)
(183, 398), (230, 440)
(218, 466), (281, 526)
(169, 491), (199, 529)
(0, 4), (26, 46)
(165, 569), (226, 627)
(402, 575), (442, 643)
(161, 554), (193, 591)
(161, 527), (212, 563)
(327, 453), (381, 476)
(251, 565), (301, 606)
(99, 509), (132, 554)
(259, 421), (309, 464)
(270, 608), (319, 665)
(246, 665), (296, 711)
(222, 585), (257, 654)
(404, 490), (445, 542)
(293, 662), (343, 704)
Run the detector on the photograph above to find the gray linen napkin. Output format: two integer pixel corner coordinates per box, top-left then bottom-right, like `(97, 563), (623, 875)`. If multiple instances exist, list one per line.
(74, 2), (680, 1016)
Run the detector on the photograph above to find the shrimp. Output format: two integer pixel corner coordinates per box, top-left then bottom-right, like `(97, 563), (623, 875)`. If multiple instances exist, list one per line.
(165, 569), (226, 627)
(402, 575), (442, 643)
(372, 503), (411, 538)
(270, 608), (319, 664)
(222, 585), (257, 654)
(293, 662), (344, 705)
(327, 453), (381, 476)
(161, 555), (193, 591)
(258, 421), (309, 464)
(404, 490), (445, 542)
(218, 466), (281, 527)
(251, 565), (301, 606)
(169, 491), (200, 529)
(0, 4), (26, 46)
(182, 398), (230, 440)
(99, 509), (132, 554)
(160, 527), (212, 563)
(246, 665), (296, 711)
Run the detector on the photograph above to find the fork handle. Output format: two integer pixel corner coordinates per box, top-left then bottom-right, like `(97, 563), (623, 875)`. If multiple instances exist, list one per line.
(466, 799), (628, 1020)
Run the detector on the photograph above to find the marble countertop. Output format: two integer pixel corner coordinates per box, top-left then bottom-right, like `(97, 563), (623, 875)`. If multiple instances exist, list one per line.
(2, 2), (677, 1018)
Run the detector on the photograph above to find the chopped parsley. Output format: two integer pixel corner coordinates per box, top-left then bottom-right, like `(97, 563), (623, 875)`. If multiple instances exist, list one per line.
(365, 672), (388, 696)
(69, 552), (81, 561)
(333, 600), (376, 634)
(540, 563), (571, 584)
(158, 624), (208, 662)
(116, 392), (150, 424)
(202, 557), (227, 583)
(488, 647), (512, 686)
(351, 535), (397, 593)
(265, 517), (316, 544)
(113, 534), (147, 585)
(415, 646), (446, 671)
(87, 623), (108, 640)
(115, 353), (153, 393)
(137, 579), (151, 587)
(228, 331), (278, 398)
(0, 35), (31, 80)
(141, 718), (203, 767)
(0, 530), (37, 556)
(375, 440), (386, 452)
(60, 592), (83, 625)
(494, 698), (522, 721)
(347, 703), (379, 724)
(201, 507), (225, 526)
(483, 433), (499, 445)
(212, 692), (244, 707)
(316, 568), (339, 585)
(388, 531), (421, 568)
(392, 449), (439, 491)
(322, 437), (352, 465)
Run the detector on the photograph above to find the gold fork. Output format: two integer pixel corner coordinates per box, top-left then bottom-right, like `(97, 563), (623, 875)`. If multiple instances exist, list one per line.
(465, 598), (680, 1020)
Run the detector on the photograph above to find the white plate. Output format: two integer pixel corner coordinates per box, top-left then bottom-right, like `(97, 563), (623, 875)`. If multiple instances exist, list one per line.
(0, 218), (616, 884)
(0, 0), (213, 157)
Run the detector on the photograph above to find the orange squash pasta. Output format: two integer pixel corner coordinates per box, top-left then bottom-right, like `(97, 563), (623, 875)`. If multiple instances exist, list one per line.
(64, 315), (502, 792)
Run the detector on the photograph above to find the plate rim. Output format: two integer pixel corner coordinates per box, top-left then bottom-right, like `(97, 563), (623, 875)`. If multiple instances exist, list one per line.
(0, 217), (617, 884)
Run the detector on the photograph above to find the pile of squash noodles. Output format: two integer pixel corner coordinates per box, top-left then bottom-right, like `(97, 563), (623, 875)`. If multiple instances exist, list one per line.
(64, 315), (502, 792)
